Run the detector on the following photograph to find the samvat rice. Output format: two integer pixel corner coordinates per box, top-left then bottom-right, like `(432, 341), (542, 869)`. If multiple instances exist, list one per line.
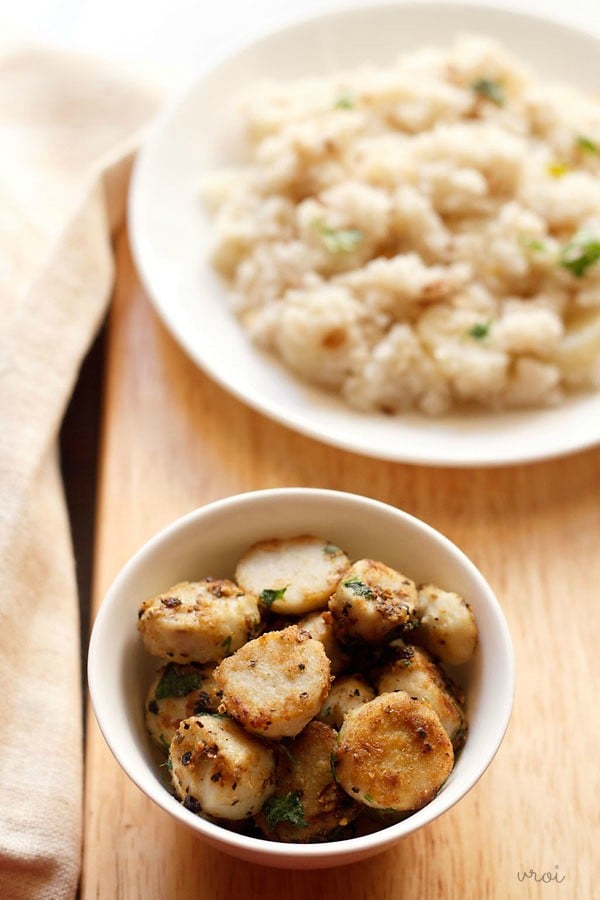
(202, 36), (600, 415)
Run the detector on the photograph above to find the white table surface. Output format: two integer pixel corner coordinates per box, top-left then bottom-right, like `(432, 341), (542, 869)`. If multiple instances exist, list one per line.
(1, 0), (598, 78)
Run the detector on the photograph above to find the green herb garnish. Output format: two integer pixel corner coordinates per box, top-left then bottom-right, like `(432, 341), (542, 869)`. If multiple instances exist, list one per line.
(334, 92), (355, 109)
(157, 733), (170, 753)
(280, 744), (297, 766)
(519, 235), (547, 253)
(314, 219), (363, 254)
(343, 578), (374, 599)
(363, 793), (375, 804)
(467, 321), (492, 340)
(326, 824), (354, 841)
(576, 134), (598, 154)
(323, 543), (341, 556)
(262, 791), (308, 830)
(560, 235), (600, 278)
(159, 756), (173, 772)
(260, 587), (287, 607)
(221, 634), (232, 654)
(369, 806), (400, 818)
(471, 78), (505, 106)
(155, 664), (203, 700)
(330, 752), (339, 783)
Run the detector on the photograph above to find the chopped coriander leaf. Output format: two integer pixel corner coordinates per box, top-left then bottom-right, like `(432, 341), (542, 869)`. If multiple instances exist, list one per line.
(323, 705), (333, 718)
(155, 664), (203, 700)
(335, 92), (355, 109)
(471, 78), (505, 106)
(327, 824), (353, 841)
(343, 579), (374, 599)
(159, 757), (173, 772)
(262, 791), (308, 830)
(519, 235), (547, 252)
(576, 134), (598, 154)
(363, 793), (374, 803)
(314, 219), (363, 254)
(547, 161), (570, 178)
(323, 543), (341, 556)
(221, 634), (232, 654)
(260, 586), (287, 607)
(329, 752), (338, 782)
(467, 321), (492, 340)
(369, 807), (400, 818)
(157, 733), (170, 753)
(279, 744), (297, 766)
(560, 236), (600, 278)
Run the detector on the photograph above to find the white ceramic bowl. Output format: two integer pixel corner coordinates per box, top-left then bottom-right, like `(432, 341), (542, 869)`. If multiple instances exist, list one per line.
(88, 488), (514, 868)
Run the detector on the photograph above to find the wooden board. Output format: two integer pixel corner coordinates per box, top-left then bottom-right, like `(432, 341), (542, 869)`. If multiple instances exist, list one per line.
(82, 228), (600, 898)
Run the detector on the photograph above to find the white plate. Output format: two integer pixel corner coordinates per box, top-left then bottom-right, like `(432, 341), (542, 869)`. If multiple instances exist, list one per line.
(129, 2), (600, 467)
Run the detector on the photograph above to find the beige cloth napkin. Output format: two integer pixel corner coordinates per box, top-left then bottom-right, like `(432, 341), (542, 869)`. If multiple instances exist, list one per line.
(0, 38), (162, 899)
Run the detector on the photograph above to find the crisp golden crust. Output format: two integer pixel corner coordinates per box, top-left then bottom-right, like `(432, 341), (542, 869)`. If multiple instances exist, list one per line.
(214, 625), (331, 738)
(416, 583), (478, 665)
(333, 692), (454, 812)
(376, 644), (466, 749)
(256, 721), (358, 842)
(317, 674), (375, 730)
(170, 715), (276, 820)
(235, 535), (350, 615)
(145, 663), (221, 749)
(297, 610), (349, 675)
(137, 579), (261, 663)
(138, 538), (476, 842)
(329, 559), (419, 643)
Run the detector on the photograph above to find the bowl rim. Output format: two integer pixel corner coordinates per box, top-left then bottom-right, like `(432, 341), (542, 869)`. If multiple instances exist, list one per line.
(88, 487), (515, 861)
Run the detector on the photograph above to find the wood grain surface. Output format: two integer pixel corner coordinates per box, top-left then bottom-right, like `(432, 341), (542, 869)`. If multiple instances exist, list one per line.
(82, 229), (600, 899)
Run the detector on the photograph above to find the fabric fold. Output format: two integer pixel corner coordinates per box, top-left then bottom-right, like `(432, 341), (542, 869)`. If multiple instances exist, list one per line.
(0, 42), (162, 900)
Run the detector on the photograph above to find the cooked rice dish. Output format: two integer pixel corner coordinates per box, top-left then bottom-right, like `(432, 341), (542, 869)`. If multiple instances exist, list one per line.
(203, 36), (600, 415)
